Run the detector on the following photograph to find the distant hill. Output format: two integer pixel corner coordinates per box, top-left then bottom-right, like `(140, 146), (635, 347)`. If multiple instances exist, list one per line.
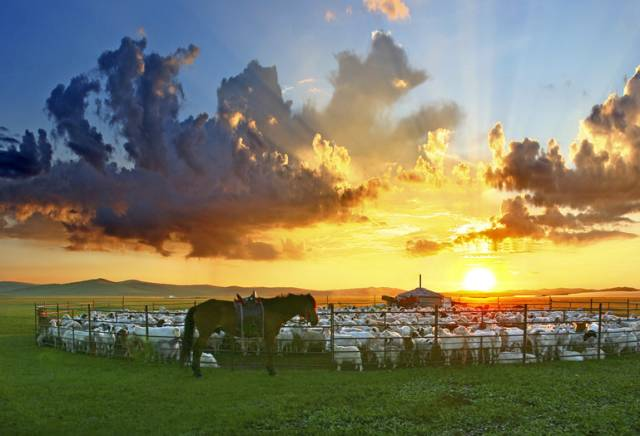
(0, 278), (401, 301)
(0, 278), (638, 300)
(0, 281), (34, 293)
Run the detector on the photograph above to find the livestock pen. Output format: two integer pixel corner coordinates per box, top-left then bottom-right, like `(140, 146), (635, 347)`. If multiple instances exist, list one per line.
(32, 296), (640, 371)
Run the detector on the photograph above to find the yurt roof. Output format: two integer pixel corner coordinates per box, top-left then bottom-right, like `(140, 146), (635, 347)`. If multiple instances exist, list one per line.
(397, 287), (442, 299)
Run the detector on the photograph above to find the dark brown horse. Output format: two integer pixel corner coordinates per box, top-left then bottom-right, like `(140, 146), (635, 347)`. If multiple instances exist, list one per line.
(180, 294), (318, 377)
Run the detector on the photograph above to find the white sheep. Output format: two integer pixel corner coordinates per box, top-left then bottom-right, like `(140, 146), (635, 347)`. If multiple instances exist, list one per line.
(438, 328), (466, 366)
(583, 347), (606, 360)
(497, 352), (536, 364)
(200, 352), (219, 368)
(333, 345), (363, 371)
(276, 328), (294, 353)
(558, 350), (584, 362)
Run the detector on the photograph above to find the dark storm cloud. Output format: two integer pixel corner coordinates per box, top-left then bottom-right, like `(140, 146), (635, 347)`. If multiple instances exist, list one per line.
(0, 212), (66, 242)
(97, 37), (200, 172)
(0, 129), (52, 178)
(46, 75), (113, 169)
(0, 36), (382, 260)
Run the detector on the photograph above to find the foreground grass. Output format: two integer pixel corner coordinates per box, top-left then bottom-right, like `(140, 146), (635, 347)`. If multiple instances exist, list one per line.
(2, 301), (640, 435)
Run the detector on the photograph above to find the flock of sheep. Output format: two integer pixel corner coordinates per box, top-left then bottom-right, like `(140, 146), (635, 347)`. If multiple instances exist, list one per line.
(36, 303), (640, 371)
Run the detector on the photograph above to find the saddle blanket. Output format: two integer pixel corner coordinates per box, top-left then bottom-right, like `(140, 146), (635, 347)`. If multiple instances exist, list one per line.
(233, 298), (264, 338)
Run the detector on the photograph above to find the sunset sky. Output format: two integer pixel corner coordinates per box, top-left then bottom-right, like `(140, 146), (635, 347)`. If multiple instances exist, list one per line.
(2, 0), (640, 291)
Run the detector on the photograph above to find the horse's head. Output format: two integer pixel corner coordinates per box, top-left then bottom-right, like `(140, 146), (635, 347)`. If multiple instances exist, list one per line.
(300, 294), (318, 326)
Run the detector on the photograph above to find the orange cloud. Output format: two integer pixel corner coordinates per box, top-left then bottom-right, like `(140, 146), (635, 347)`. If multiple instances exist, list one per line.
(324, 10), (336, 22)
(406, 238), (451, 256)
(364, 0), (410, 21)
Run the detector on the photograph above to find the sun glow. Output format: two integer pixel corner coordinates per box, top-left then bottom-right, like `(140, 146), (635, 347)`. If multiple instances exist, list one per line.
(462, 267), (496, 291)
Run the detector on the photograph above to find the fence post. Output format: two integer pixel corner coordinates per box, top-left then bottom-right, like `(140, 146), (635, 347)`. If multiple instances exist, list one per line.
(597, 303), (603, 360)
(56, 304), (61, 347)
(522, 304), (528, 364)
(590, 299), (593, 314)
(434, 305), (439, 344)
(87, 303), (92, 355)
(627, 299), (630, 320)
(33, 303), (38, 344)
(145, 305), (149, 340)
(330, 304), (335, 369)
(122, 296), (125, 310)
(549, 297), (552, 310)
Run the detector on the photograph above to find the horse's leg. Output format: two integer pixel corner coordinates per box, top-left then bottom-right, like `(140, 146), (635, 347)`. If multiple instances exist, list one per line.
(191, 334), (208, 378)
(264, 333), (276, 376)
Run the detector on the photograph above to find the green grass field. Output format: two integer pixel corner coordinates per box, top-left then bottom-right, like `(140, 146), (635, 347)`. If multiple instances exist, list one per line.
(2, 300), (640, 435)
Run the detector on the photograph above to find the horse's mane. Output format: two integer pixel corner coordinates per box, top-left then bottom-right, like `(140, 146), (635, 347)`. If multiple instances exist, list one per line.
(268, 293), (315, 307)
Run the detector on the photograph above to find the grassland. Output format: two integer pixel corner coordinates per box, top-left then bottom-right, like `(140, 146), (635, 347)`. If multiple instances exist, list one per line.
(1, 299), (640, 435)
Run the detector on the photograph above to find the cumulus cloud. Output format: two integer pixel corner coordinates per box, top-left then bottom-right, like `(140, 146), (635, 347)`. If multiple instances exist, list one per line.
(459, 66), (640, 249)
(296, 32), (462, 167)
(0, 129), (52, 178)
(488, 122), (505, 163)
(397, 128), (450, 184)
(407, 68), (640, 256)
(212, 32), (461, 171)
(364, 0), (410, 21)
(484, 68), (640, 218)
(406, 238), (450, 256)
(46, 76), (113, 169)
(451, 162), (472, 185)
(394, 128), (478, 187)
(97, 37), (200, 172)
(454, 196), (636, 250)
(0, 36), (382, 260)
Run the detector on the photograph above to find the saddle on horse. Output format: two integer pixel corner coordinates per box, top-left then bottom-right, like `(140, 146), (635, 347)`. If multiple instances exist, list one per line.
(234, 291), (265, 338)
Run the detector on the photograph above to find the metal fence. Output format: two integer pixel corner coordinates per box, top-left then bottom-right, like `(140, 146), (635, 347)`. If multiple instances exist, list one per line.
(34, 298), (640, 370)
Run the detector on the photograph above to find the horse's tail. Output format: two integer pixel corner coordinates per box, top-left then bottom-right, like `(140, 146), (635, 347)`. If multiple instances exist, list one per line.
(180, 305), (196, 365)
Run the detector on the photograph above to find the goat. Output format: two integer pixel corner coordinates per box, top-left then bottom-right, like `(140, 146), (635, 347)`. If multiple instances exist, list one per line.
(333, 345), (363, 371)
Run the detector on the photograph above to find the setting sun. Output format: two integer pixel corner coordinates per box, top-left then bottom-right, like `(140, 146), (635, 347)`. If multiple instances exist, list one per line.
(462, 267), (497, 291)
